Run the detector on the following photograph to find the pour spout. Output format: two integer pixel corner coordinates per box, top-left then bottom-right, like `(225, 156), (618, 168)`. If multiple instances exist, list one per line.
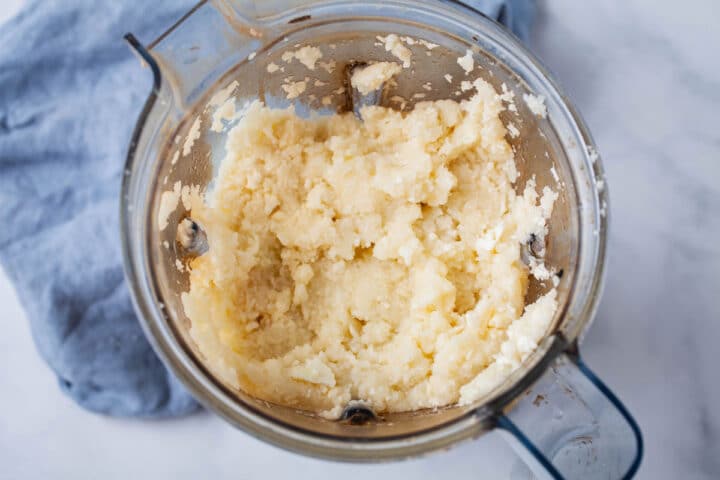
(123, 1), (265, 111)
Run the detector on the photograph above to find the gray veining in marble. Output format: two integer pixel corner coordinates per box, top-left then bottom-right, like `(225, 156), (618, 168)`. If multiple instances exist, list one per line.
(532, 1), (720, 478)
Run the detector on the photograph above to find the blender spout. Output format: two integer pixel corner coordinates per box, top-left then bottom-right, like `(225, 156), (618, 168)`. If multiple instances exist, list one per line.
(123, 1), (266, 112)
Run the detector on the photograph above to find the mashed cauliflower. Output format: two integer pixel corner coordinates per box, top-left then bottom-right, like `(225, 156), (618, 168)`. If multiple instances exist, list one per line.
(181, 78), (558, 418)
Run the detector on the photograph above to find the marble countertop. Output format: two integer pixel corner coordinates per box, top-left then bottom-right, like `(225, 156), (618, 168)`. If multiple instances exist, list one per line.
(1, 0), (718, 478)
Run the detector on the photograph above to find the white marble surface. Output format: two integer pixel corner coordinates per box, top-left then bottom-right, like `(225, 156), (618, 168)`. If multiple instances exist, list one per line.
(1, 0), (719, 478)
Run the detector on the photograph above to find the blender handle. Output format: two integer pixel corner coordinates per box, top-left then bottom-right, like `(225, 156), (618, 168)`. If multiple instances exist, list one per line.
(496, 350), (643, 479)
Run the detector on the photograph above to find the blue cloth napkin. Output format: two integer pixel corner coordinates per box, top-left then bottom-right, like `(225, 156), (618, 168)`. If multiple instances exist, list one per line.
(0, 0), (535, 417)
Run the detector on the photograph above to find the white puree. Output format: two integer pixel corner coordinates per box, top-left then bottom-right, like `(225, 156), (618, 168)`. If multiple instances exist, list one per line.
(523, 93), (547, 118)
(350, 62), (402, 95)
(377, 34), (412, 68)
(281, 46), (323, 70)
(457, 49), (474, 74)
(181, 77), (559, 418)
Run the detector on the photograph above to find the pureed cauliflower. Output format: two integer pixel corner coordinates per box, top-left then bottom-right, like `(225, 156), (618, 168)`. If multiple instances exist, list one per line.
(181, 78), (558, 418)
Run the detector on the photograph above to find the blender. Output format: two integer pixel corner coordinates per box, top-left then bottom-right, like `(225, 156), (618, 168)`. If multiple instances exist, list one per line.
(120, 1), (643, 477)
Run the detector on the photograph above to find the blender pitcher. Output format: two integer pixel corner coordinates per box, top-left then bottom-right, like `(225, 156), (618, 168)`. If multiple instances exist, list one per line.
(120, 0), (643, 478)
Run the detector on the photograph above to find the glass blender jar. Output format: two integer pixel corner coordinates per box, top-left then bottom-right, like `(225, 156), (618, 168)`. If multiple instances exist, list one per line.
(120, 1), (643, 477)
